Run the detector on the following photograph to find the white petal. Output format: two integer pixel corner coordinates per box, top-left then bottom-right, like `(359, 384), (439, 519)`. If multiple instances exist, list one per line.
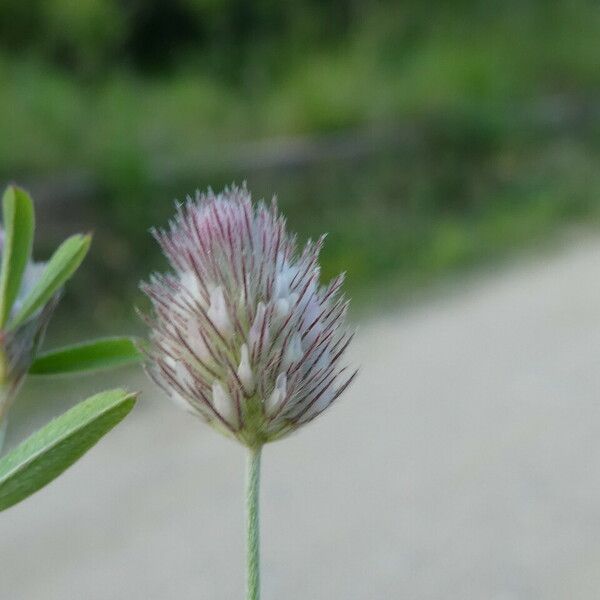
(283, 333), (303, 369)
(265, 373), (287, 413)
(248, 302), (269, 351)
(212, 381), (237, 426)
(301, 297), (323, 346)
(184, 316), (210, 361)
(180, 270), (201, 299)
(274, 267), (291, 298)
(288, 292), (299, 307)
(274, 298), (290, 320)
(237, 343), (255, 393)
(165, 355), (193, 387)
(207, 286), (233, 337)
(279, 261), (299, 298)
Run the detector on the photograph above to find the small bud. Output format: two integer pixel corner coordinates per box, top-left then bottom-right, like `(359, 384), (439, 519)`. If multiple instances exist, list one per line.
(0, 236), (56, 414)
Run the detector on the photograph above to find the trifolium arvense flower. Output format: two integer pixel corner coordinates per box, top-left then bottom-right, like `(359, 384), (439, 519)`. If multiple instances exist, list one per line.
(141, 185), (356, 448)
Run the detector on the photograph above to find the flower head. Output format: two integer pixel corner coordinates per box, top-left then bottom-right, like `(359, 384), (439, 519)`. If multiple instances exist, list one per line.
(142, 185), (356, 446)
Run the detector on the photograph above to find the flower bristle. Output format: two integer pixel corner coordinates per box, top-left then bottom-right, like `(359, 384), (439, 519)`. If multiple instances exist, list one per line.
(142, 184), (355, 446)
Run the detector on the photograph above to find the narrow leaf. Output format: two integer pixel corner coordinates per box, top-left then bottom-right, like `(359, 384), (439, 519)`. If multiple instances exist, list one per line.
(29, 337), (143, 376)
(10, 233), (91, 329)
(0, 388), (137, 512)
(0, 186), (34, 327)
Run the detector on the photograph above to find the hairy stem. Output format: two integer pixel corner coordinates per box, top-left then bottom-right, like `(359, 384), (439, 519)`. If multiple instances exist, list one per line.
(246, 445), (262, 600)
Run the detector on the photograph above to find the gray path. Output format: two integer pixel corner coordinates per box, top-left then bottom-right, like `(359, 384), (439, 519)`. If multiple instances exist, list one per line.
(1, 237), (600, 600)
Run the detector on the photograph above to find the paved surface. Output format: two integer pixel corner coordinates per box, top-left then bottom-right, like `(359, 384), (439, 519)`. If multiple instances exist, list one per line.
(1, 238), (600, 600)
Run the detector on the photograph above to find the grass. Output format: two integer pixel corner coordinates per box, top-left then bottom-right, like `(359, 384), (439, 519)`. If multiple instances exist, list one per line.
(2, 1), (600, 331)
(2, 2), (600, 175)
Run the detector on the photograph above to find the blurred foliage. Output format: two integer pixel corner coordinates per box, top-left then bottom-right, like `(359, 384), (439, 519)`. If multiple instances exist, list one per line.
(1, 0), (600, 329)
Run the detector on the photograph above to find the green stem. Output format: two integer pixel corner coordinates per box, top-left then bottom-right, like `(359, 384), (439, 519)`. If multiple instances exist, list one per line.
(246, 445), (262, 600)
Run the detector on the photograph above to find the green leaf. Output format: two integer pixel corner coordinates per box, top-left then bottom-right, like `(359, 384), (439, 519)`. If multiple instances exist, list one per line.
(29, 337), (143, 376)
(0, 388), (137, 512)
(0, 186), (35, 327)
(10, 233), (91, 329)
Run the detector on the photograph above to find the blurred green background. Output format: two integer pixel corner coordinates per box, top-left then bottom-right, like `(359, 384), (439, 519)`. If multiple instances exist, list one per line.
(2, 0), (600, 333)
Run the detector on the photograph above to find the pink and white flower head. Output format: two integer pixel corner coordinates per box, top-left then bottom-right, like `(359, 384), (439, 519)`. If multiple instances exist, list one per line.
(142, 185), (356, 447)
